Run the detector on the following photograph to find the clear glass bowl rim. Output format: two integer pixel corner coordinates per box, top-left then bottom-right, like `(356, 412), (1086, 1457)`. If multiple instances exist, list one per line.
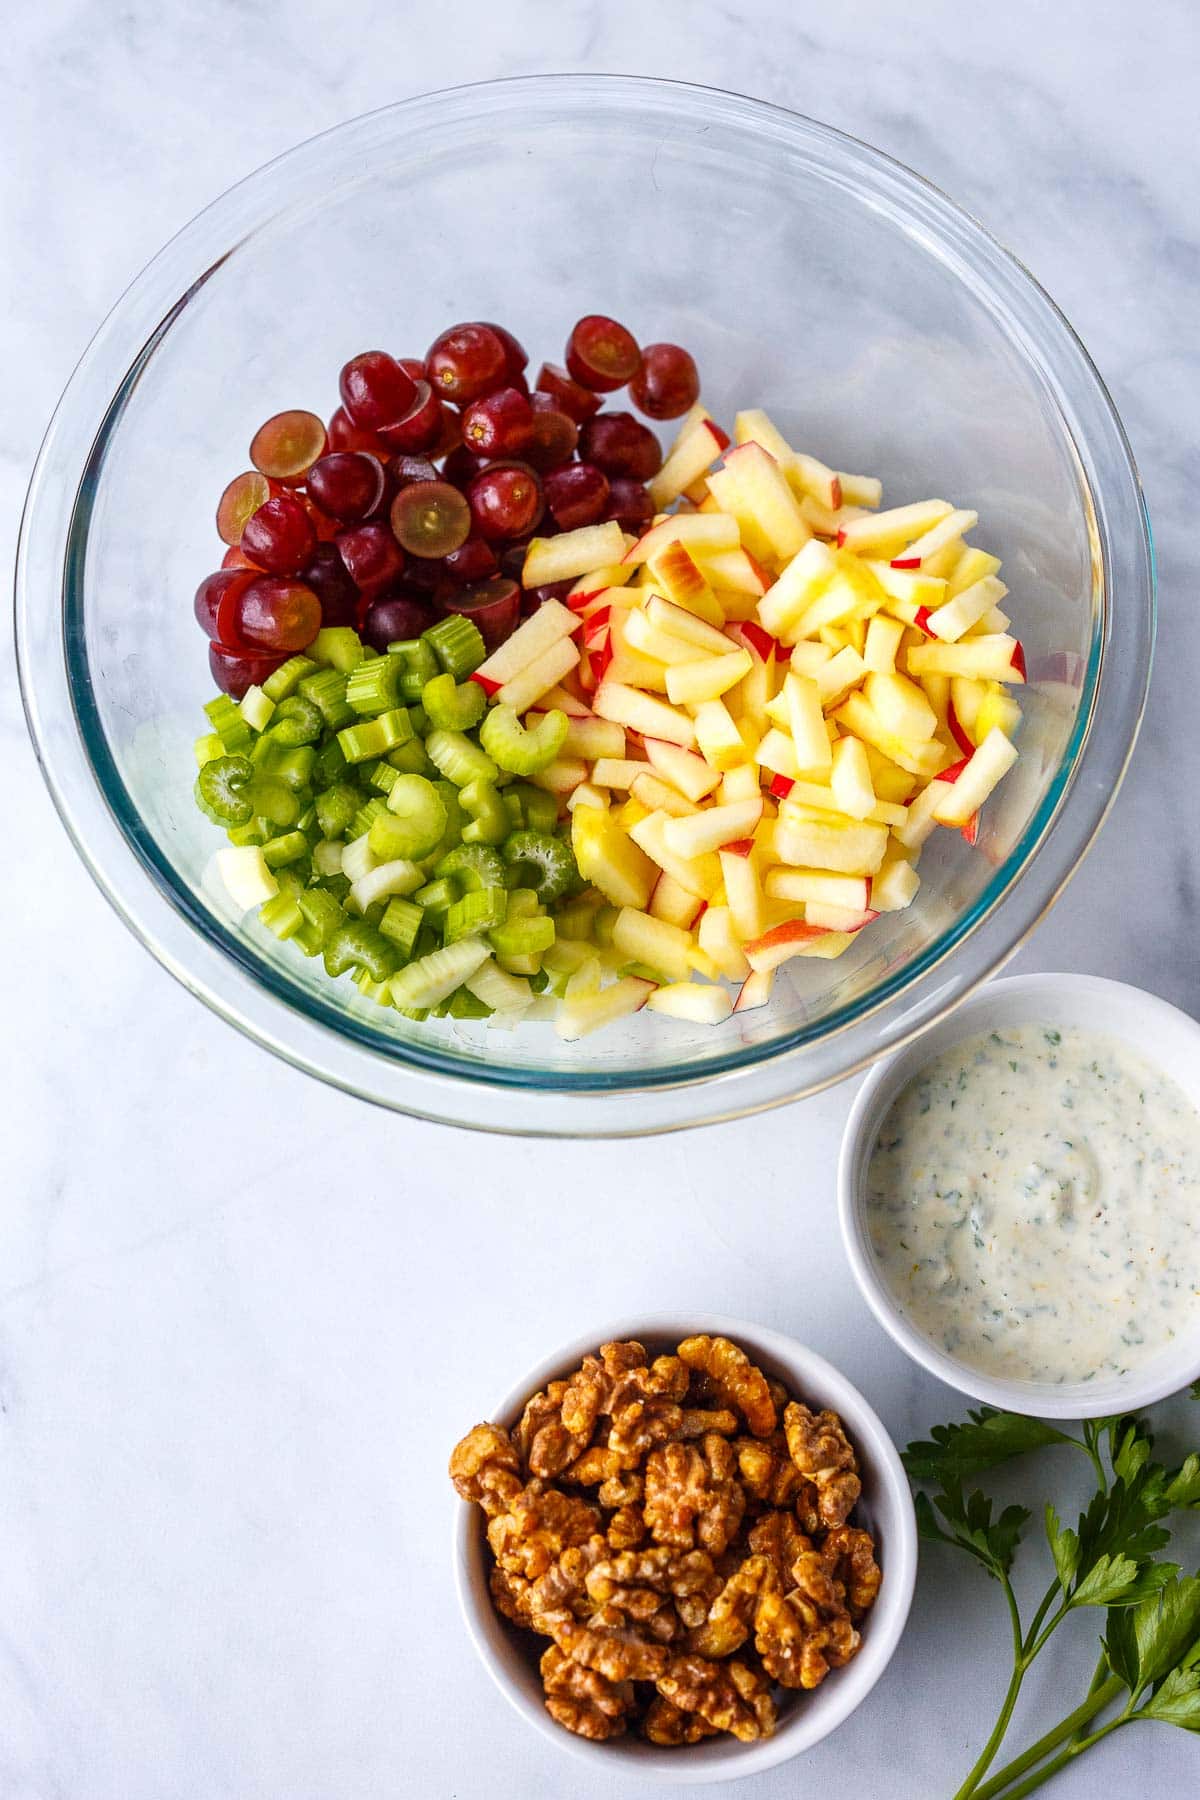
(16, 74), (1155, 1135)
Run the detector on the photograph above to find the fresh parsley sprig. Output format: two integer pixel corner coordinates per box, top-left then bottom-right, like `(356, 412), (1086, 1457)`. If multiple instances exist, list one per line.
(903, 1402), (1200, 1798)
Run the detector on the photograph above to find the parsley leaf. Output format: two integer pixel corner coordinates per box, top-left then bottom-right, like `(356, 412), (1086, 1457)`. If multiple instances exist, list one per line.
(903, 1408), (1073, 1484)
(1106, 1575), (1200, 1695)
(918, 1481), (1028, 1581)
(1139, 1665), (1200, 1729)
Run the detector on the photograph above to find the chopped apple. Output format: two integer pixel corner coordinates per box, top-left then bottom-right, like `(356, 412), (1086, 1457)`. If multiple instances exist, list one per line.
(630, 811), (722, 898)
(872, 855), (921, 911)
(649, 873), (705, 930)
(863, 613), (905, 674)
(622, 512), (740, 567)
(647, 419), (731, 511)
(975, 685), (1023, 740)
(945, 546), (1003, 598)
(497, 636), (580, 714)
(666, 649), (752, 706)
(555, 716), (626, 761)
(814, 645), (868, 709)
(693, 698), (749, 770)
(758, 540), (838, 641)
(836, 499), (953, 557)
(780, 779), (906, 828)
(645, 594), (735, 657)
(733, 967), (775, 1012)
(571, 805), (657, 909)
(907, 635), (1026, 683)
(645, 982), (733, 1024)
(594, 681), (697, 747)
(565, 781), (607, 812)
(473, 598), (579, 689)
(744, 918), (837, 972)
(930, 727), (1018, 826)
(781, 671), (832, 776)
(864, 670), (938, 742)
(643, 737), (722, 803)
(788, 640), (834, 678)
(663, 798), (765, 861)
(804, 901), (878, 932)
(925, 575), (1008, 642)
(612, 907), (695, 982)
(756, 727), (802, 781)
(773, 806), (888, 875)
(838, 471), (883, 508)
(591, 757), (646, 790)
(694, 547), (771, 597)
(892, 778), (947, 851)
(630, 772), (699, 819)
(835, 693), (948, 780)
(719, 763), (763, 805)
(697, 905), (751, 980)
(528, 755), (590, 795)
(830, 734), (876, 819)
(555, 976), (655, 1041)
(522, 522), (626, 587)
(708, 442), (810, 561)
(535, 681), (590, 718)
(647, 542), (724, 624)
(623, 608), (705, 666)
(719, 842), (766, 939)
(763, 868), (870, 911)
(889, 508), (978, 569)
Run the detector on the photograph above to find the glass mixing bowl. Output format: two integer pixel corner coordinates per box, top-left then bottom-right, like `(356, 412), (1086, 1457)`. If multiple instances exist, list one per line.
(17, 76), (1154, 1135)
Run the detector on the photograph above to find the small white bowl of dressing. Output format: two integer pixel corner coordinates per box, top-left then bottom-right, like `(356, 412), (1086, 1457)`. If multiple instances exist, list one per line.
(839, 973), (1200, 1419)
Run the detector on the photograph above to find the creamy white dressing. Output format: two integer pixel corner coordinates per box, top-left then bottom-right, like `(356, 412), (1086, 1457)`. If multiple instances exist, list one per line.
(865, 1023), (1200, 1384)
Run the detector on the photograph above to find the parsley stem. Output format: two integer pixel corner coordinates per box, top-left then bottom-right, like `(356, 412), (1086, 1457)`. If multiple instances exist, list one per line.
(950, 1575), (1026, 1800)
(982, 1713), (1127, 1799)
(973, 1677), (1125, 1800)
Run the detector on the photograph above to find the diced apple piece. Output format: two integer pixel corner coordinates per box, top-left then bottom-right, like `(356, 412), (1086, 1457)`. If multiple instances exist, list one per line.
(612, 907), (695, 982)
(473, 598), (579, 688)
(814, 645), (867, 709)
(663, 798), (765, 861)
(804, 901), (878, 932)
(522, 523), (626, 588)
(976, 686), (1023, 740)
(872, 856), (921, 911)
(773, 809), (889, 875)
(788, 641), (834, 678)
(623, 609), (700, 666)
(783, 672), (833, 776)
(647, 541), (724, 624)
(649, 873), (704, 930)
(630, 772), (699, 819)
(554, 716), (625, 761)
(630, 812), (722, 898)
(643, 981), (732, 1024)
(216, 845), (278, 912)
(781, 780), (906, 828)
(565, 781), (607, 813)
(892, 780), (947, 851)
(666, 649), (752, 706)
(861, 562), (948, 621)
(949, 676), (988, 739)
(555, 976), (655, 1041)
(592, 757), (646, 790)
(890, 508), (978, 569)
(719, 843), (766, 940)
(623, 512), (741, 566)
(835, 693), (949, 780)
(864, 670), (938, 742)
(645, 594), (735, 656)
(863, 613), (905, 674)
(647, 419), (731, 511)
(693, 699), (748, 770)
(644, 738), (722, 802)
(694, 547), (771, 597)
(763, 868), (870, 911)
(528, 755), (590, 795)
(925, 575), (1008, 642)
(497, 636), (580, 714)
(699, 905), (751, 981)
(734, 967), (775, 1012)
(838, 471), (883, 509)
(604, 645), (669, 693)
(931, 727), (1018, 826)
(907, 635), (1025, 683)
(945, 547), (1002, 598)
(709, 442), (810, 561)
(830, 735), (876, 820)
(594, 682), (697, 747)
(535, 681), (590, 717)
(572, 806), (657, 909)
(744, 918), (837, 972)
(758, 539), (838, 641)
(836, 499), (953, 557)
(756, 728), (801, 781)
(719, 763), (762, 805)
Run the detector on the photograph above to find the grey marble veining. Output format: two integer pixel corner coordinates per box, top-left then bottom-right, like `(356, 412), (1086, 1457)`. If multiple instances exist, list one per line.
(5, 3), (1200, 1796)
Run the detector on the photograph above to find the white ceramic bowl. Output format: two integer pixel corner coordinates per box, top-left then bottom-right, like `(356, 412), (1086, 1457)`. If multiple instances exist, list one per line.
(839, 973), (1200, 1420)
(451, 1311), (917, 1783)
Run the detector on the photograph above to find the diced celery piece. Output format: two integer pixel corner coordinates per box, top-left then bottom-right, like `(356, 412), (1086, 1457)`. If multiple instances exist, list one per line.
(239, 685), (275, 734)
(310, 626), (365, 672)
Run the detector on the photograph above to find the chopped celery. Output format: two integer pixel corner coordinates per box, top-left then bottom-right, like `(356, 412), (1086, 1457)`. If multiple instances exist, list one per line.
(423, 613), (485, 679)
(312, 838), (344, 878)
(501, 829), (578, 902)
(341, 834), (377, 885)
(351, 966), (394, 1005)
(446, 988), (492, 1019)
(592, 905), (619, 947)
(435, 842), (505, 892)
(488, 915), (556, 958)
(263, 654), (318, 702)
(299, 667), (354, 732)
(226, 817), (269, 847)
(459, 779), (509, 845)
(297, 888), (346, 946)
(502, 791), (523, 831)
(259, 892), (304, 939)
(425, 728), (498, 789)
(464, 959), (533, 1012)
(413, 876), (458, 918)
(368, 761), (400, 795)
(444, 885), (508, 943)
(480, 704), (568, 776)
(195, 754), (254, 826)
(350, 859), (425, 914)
(348, 797), (389, 841)
(262, 830), (310, 870)
(387, 638), (439, 703)
(422, 672), (486, 732)
(383, 773), (447, 858)
(203, 694), (252, 753)
(337, 708), (414, 765)
(247, 776), (300, 829)
(270, 696), (323, 746)
(314, 735), (349, 785)
(310, 626), (365, 672)
(194, 732), (226, 768)
(387, 738), (433, 776)
(239, 685), (275, 734)
(215, 845), (278, 911)
(267, 744), (317, 791)
(322, 921), (396, 981)
(378, 897), (423, 960)
(504, 887), (543, 920)
(347, 655), (402, 717)
(315, 781), (359, 839)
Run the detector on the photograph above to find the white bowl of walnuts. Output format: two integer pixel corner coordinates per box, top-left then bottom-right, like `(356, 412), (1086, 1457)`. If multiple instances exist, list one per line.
(450, 1312), (917, 1782)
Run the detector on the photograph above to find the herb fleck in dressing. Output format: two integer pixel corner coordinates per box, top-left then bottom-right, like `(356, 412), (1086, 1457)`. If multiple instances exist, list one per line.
(865, 1023), (1200, 1384)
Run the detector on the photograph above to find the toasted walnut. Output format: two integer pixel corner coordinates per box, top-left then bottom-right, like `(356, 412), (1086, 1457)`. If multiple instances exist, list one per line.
(540, 1642), (633, 1740)
(487, 1484), (602, 1580)
(608, 1397), (684, 1466)
(755, 1555), (860, 1692)
(656, 1653), (776, 1742)
(783, 1402), (862, 1527)
(514, 1379), (597, 1479)
(644, 1436), (746, 1556)
(587, 1547), (720, 1607)
(678, 1336), (777, 1438)
(527, 1535), (608, 1622)
(449, 1423), (522, 1518)
(489, 1563), (534, 1627)
(644, 1695), (720, 1745)
(554, 1611), (671, 1683)
(822, 1524), (882, 1618)
(607, 1503), (646, 1550)
(680, 1408), (739, 1438)
(736, 1434), (804, 1509)
(598, 1468), (643, 1509)
(564, 1445), (622, 1486)
(689, 1554), (778, 1658)
(747, 1509), (813, 1585)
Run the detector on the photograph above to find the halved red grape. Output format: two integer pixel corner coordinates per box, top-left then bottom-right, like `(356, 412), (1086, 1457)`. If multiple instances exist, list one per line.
(221, 544), (259, 571)
(630, 342), (700, 421)
(462, 386), (534, 458)
(301, 543), (359, 627)
(441, 535), (498, 583)
(440, 445), (482, 490)
(426, 323), (508, 405)
(236, 576), (322, 653)
(534, 362), (602, 423)
(249, 410), (327, 483)
(605, 477), (654, 534)
(525, 397), (579, 471)
(432, 404), (463, 460)
(362, 590), (436, 652)
(378, 381), (443, 453)
(522, 578), (575, 608)
(399, 356), (427, 382)
(194, 569), (255, 640)
(339, 351), (418, 430)
(467, 463), (544, 542)
(439, 577), (521, 652)
(216, 470), (272, 547)
(388, 453), (440, 489)
(209, 642), (285, 700)
(544, 461), (610, 530)
(336, 522), (406, 596)
(306, 452), (385, 523)
(327, 406), (386, 456)
(478, 323), (528, 384)
(579, 411), (662, 481)
(390, 480), (471, 559)
(565, 315), (641, 393)
(240, 492), (317, 575)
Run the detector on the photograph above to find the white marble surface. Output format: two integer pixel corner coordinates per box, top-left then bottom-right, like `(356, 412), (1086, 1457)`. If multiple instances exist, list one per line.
(5, 3), (1200, 1795)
